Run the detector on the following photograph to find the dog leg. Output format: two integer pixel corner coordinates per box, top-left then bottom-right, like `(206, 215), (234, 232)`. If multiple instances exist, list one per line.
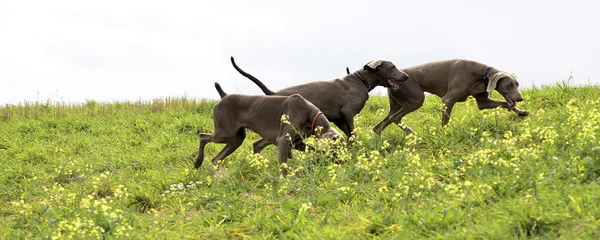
(252, 139), (271, 154)
(375, 107), (418, 135)
(475, 93), (529, 116)
(373, 115), (392, 135)
(387, 107), (418, 134)
(374, 93), (403, 135)
(376, 94), (424, 134)
(276, 136), (292, 177)
(253, 136), (303, 159)
(194, 133), (213, 168)
(343, 114), (356, 138)
(475, 93), (509, 109)
(332, 119), (351, 138)
(276, 124), (298, 177)
(514, 107), (529, 116)
(210, 128), (246, 165)
(375, 88), (425, 134)
(390, 101), (424, 134)
(441, 96), (458, 126)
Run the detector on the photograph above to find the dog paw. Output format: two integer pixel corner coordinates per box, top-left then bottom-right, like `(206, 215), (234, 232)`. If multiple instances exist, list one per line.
(517, 110), (529, 117)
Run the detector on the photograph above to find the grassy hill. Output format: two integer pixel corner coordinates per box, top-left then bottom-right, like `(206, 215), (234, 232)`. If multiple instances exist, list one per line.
(1, 83), (599, 239)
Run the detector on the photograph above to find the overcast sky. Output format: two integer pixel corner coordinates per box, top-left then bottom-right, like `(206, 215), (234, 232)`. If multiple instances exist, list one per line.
(1, 0), (598, 104)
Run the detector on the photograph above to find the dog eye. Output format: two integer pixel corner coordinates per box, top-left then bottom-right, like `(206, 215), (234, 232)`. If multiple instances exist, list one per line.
(508, 84), (513, 88)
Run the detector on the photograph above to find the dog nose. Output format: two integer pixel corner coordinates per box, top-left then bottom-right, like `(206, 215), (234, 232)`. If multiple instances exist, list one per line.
(516, 96), (524, 102)
(398, 72), (409, 82)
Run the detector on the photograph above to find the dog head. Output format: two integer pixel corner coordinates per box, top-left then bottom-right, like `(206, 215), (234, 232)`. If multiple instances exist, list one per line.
(487, 72), (524, 111)
(320, 128), (344, 142)
(363, 60), (409, 91)
(310, 113), (344, 142)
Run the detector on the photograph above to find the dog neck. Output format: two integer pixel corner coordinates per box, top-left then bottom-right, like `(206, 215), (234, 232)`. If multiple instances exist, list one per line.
(482, 67), (493, 87)
(310, 111), (323, 135)
(353, 72), (370, 90)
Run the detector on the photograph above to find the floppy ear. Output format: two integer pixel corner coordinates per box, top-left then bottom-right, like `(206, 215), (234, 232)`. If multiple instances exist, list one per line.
(487, 72), (512, 92)
(364, 60), (384, 72)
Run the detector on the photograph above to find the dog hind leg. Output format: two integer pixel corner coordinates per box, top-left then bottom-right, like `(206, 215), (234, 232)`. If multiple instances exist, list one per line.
(252, 138), (271, 154)
(194, 133), (214, 168)
(211, 128), (246, 165)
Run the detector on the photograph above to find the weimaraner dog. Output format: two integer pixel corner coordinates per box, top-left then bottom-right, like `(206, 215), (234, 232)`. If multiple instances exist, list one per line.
(346, 59), (529, 134)
(194, 82), (342, 175)
(230, 56), (409, 153)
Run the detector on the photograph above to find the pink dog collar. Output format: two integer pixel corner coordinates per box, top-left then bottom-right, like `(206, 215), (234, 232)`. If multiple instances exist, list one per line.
(310, 111), (324, 135)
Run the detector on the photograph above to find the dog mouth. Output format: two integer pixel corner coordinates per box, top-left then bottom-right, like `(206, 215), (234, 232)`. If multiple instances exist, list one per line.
(387, 78), (399, 91)
(503, 94), (517, 111)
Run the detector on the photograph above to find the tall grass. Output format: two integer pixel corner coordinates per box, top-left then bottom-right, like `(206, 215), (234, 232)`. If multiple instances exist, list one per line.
(0, 97), (214, 120)
(1, 83), (599, 239)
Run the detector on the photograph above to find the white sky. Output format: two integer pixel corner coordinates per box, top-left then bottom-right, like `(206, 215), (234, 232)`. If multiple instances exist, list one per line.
(1, 0), (598, 104)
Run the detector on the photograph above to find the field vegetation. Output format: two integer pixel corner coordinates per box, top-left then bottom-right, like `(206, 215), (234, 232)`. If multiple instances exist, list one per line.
(1, 81), (599, 239)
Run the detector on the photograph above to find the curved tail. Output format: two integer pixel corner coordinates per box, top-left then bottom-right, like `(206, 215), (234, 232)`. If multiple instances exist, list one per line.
(214, 82), (227, 98)
(230, 56), (276, 95)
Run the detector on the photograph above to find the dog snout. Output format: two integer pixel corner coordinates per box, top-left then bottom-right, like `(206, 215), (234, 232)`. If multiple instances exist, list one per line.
(397, 71), (410, 82)
(515, 95), (524, 102)
(321, 128), (344, 141)
(512, 92), (524, 102)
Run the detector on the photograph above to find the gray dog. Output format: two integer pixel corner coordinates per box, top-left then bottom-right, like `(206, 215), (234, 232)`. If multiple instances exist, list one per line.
(194, 82), (342, 174)
(230, 56), (409, 153)
(346, 59), (529, 134)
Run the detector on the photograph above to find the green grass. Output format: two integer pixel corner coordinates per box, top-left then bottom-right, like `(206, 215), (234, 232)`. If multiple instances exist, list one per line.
(1, 83), (600, 239)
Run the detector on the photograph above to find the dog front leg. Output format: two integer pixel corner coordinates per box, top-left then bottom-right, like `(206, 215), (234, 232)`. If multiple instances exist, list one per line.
(441, 98), (457, 126)
(341, 114), (357, 141)
(387, 109), (416, 135)
(332, 119), (351, 138)
(375, 93), (423, 135)
(475, 93), (508, 110)
(513, 107), (529, 116)
(373, 115), (392, 135)
(276, 136), (292, 177)
(475, 93), (529, 116)
(276, 123), (298, 176)
(346, 120), (355, 138)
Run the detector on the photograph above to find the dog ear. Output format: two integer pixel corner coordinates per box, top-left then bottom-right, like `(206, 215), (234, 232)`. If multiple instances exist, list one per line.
(487, 72), (513, 92)
(364, 60), (384, 72)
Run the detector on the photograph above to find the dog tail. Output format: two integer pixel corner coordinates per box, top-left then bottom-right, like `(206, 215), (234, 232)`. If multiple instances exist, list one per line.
(345, 67), (351, 75)
(230, 56), (276, 95)
(214, 82), (227, 98)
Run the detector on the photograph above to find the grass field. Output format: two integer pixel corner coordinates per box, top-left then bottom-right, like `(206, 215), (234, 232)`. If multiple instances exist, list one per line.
(1, 82), (600, 239)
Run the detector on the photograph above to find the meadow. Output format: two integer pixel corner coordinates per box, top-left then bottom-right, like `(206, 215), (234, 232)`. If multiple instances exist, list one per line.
(1, 81), (600, 239)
